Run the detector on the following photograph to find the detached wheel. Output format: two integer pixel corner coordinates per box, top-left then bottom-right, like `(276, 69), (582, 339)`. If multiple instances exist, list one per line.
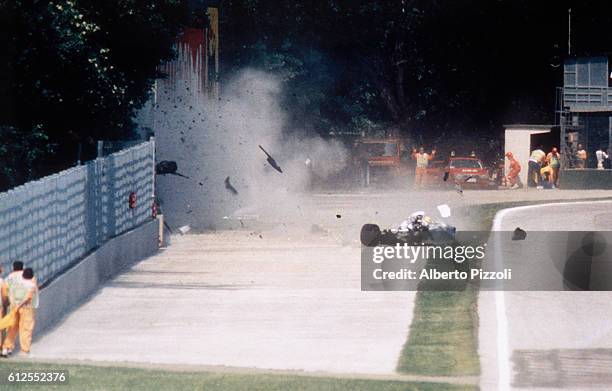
(361, 224), (381, 246)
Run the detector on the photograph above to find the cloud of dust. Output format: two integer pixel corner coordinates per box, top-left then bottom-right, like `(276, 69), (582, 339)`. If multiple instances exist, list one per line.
(152, 69), (348, 230)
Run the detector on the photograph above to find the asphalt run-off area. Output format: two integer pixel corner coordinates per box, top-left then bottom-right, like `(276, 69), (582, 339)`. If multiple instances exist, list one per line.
(31, 190), (612, 379)
(480, 199), (612, 391)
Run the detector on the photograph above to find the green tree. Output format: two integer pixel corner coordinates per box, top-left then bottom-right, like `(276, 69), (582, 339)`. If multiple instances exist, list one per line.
(220, 0), (612, 153)
(0, 0), (189, 190)
(219, 1), (453, 138)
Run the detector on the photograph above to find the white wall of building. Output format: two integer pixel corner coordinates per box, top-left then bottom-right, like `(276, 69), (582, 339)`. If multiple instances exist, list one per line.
(504, 126), (551, 186)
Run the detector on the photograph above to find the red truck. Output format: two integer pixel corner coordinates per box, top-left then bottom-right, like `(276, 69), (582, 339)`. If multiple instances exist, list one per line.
(353, 138), (409, 186)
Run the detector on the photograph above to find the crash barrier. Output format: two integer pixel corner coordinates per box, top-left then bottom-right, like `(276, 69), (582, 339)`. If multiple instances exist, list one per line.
(35, 218), (159, 336)
(0, 140), (155, 286)
(560, 169), (612, 189)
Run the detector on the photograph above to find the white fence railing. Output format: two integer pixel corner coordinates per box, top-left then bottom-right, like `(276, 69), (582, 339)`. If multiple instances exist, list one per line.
(0, 140), (155, 286)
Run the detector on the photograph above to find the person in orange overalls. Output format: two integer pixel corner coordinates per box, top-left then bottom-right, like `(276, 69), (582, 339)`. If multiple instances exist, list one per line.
(504, 152), (521, 189)
(412, 147), (436, 189)
(3, 267), (38, 356)
(1, 262), (23, 357)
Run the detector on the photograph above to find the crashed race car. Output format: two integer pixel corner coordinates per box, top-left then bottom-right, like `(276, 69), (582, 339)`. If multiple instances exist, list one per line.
(360, 211), (456, 246)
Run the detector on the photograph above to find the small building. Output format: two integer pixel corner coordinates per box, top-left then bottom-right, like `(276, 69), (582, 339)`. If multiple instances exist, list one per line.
(503, 124), (557, 186)
(502, 55), (612, 189)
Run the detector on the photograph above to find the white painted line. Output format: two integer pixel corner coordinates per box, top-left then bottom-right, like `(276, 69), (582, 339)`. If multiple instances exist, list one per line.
(490, 200), (612, 391)
(494, 289), (509, 391)
(491, 211), (511, 391)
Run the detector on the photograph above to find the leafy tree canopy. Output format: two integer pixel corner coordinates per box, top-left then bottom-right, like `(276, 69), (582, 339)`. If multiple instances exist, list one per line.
(0, 0), (189, 189)
(220, 0), (612, 151)
(3, 0), (612, 189)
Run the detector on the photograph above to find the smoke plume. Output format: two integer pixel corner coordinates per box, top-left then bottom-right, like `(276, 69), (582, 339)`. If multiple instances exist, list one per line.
(150, 69), (348, 229)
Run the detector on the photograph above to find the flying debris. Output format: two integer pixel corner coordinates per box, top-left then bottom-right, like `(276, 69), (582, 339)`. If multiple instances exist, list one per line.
(258, 145), (283, 173)
(178, 225), (191, 235)
(512, 227), (527, 241)
(437, 204), (452, 218)
(454, 183), (463, 195)
(225, 176), (239, 195)
(155, 161), (190, 178)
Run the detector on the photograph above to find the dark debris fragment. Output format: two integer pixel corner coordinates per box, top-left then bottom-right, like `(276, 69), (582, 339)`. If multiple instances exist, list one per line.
(225, 176), (238, 195)
(512, 227), (527, 241)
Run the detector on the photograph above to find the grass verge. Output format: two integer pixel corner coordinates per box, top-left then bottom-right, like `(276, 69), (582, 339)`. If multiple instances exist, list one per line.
(0, 361), (477, 391)
(396, 283), (480, 376)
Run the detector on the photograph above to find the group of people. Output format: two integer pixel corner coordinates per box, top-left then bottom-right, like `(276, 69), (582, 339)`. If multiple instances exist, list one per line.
(412, 143), (610, 190)
(576, 143), (610, 170)
(528, 146), (561, 189)
(504, 143), (611, 189)
(0, 262), (39, 357)
(503, 146), (561, 189)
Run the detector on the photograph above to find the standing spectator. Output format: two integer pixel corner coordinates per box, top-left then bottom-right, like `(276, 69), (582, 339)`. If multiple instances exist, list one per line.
(1, 262), (23, 357)
(412, 147), (436, 189)
(595, 146), (609, 170)
(504, 152), (521, 189)
(528, 146), (546, 188)
(5, 262), (23, 284)
(546, 147), (561, 188)
(575, 143), (587, 169)
(3, 268), (38, 357)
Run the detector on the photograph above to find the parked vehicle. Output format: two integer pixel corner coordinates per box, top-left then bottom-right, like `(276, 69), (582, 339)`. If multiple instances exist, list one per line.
(422, 156), (494, 189)
(353, 138), (408, 186)
(446, 156), (492, 188)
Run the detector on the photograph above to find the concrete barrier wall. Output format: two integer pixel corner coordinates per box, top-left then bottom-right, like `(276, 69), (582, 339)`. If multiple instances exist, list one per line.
(560, 169), (612, 189)
(35, 218), (159, 337)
